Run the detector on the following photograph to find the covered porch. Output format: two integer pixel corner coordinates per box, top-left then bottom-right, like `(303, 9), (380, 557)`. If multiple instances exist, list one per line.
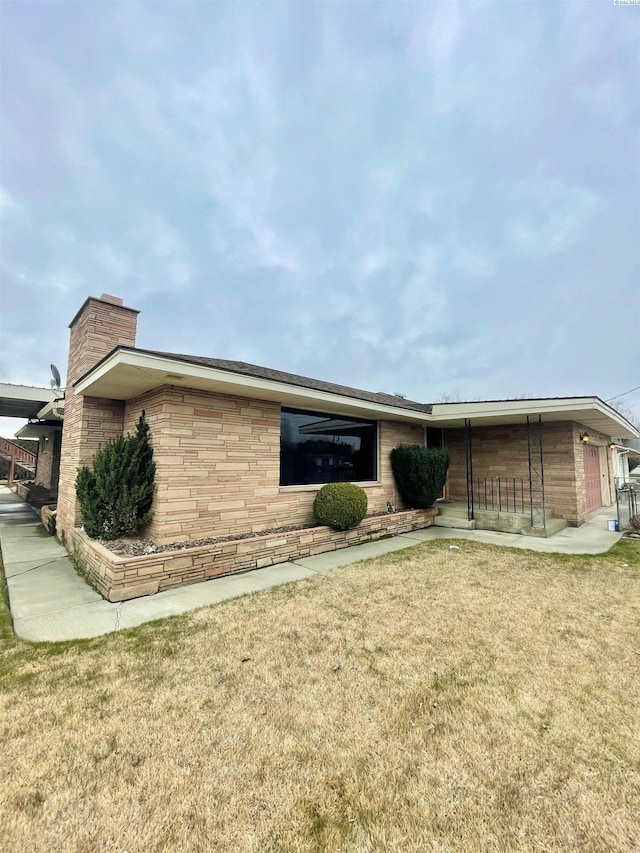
(425, 397), (637, 537)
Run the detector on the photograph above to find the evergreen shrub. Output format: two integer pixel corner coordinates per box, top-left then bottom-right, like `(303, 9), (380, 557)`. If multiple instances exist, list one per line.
(313, 482), (368, 531)
(390, 445), (450, 509)
(75, 413), (156, 540)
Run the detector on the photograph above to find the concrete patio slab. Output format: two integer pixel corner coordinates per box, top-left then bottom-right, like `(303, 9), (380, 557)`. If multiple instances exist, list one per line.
(401, 526), (525, 548)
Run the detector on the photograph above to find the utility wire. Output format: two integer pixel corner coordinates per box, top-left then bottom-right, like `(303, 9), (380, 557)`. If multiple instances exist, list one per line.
(605, 385), (640, 403)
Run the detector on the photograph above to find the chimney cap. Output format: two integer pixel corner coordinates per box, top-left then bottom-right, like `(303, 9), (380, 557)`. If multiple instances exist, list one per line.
(99, 294), (124, 306)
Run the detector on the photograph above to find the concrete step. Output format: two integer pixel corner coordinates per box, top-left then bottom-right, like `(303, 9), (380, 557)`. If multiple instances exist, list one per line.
(434, 516), (476, 530)
(434, 502), (469, 518)
(525, 517), (569, 538)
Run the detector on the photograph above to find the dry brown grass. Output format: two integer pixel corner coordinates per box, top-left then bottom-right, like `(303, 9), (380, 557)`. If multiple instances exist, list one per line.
(1, 539), (640, 852)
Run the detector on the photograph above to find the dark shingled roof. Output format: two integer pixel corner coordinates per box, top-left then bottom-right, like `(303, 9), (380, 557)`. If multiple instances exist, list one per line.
(131, 347), (433, 414)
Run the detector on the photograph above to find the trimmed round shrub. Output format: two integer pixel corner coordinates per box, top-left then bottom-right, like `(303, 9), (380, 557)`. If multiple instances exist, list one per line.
(390, 445), (450, 509)
(313, 482), (368, 531)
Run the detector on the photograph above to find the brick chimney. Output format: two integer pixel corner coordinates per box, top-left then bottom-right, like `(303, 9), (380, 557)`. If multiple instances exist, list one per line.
(57, 294), (140, 542)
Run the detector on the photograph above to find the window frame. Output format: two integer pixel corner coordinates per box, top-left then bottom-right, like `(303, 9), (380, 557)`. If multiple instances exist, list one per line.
(279, 406), (379, 489)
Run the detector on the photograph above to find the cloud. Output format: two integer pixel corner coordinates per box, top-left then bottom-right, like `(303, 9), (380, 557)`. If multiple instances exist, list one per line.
(405, 0), (467, 66)
(451, 246), (495, 281)
(0, 0), (638, 428)
(507, 184), (597, 255)
(0, 184), (19, 216)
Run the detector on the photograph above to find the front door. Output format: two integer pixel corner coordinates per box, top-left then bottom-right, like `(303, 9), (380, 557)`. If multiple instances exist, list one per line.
(583, 444), (602, 513)
(427, 428), (446, 499)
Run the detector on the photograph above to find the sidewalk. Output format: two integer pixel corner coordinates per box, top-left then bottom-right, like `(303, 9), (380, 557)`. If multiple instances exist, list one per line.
(0, 485), (623, 643)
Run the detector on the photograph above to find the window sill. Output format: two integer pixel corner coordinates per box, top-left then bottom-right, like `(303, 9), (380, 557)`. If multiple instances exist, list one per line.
(279, 481), (380, 494)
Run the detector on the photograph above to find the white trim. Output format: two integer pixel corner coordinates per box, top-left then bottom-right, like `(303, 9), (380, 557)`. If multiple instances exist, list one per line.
(431, 397), (629, 426)
(278, 480), (381, 494)
(598, 444), (612, 506)
(73, 349), (640, 439)
(0, 383), (57, 403)
(74, 349), (431, 423)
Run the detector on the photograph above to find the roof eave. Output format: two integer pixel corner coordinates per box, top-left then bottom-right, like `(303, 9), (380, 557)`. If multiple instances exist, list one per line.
(429, 398), (639, 439)
(73, 349), (433, 423)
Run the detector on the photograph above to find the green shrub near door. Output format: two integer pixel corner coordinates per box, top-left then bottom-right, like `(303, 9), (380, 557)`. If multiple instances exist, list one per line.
(390, 445), (450, 509)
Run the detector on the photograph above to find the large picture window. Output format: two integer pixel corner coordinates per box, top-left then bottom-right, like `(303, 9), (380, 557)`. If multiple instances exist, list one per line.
(280, 407), (377, 486)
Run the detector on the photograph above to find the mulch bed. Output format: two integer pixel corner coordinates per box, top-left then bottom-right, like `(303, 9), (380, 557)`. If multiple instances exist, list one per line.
(99, 511), (399, 557)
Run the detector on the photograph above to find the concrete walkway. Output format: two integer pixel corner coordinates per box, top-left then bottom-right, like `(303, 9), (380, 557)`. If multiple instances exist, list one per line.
(0, 485), (623, 643)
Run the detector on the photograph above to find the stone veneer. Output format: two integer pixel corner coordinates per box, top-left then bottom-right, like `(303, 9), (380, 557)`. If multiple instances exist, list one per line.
(56, 295), (139, 542)
(121, 386), (424, 545)
(34, 430), (62, 496)
(67, 507), (438, 602)
(444, 421), (615, 525)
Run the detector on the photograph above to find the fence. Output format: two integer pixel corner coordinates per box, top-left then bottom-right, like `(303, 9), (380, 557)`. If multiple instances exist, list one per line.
(615, 482), (638, 531)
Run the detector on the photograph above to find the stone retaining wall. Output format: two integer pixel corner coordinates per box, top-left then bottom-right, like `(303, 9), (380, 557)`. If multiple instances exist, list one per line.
(15, 483), (30, 500)
(41, 504), (57, 532)
(66, 508), (437, 602)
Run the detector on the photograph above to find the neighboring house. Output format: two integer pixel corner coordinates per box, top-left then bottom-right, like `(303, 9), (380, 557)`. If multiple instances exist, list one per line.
(612, 440), (640, 487)
(49, 294), (638, 600)
(0, 384), (63, 495)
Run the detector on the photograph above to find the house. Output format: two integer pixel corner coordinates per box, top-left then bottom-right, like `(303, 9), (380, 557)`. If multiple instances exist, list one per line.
(53, 294), (638, 601)
(0, 383), (63, 496)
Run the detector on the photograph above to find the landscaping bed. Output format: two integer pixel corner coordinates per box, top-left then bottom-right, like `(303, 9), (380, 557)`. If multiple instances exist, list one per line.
(67, 508), (438, 602)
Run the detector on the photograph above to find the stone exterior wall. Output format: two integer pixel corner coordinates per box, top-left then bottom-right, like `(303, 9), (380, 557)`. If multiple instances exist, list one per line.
(34, 429), (62, 496)
(66, 507), (438, 602)
(123, 385), (424, 545)
(56, 296), (139, 542)
(444, 421), (615, 525)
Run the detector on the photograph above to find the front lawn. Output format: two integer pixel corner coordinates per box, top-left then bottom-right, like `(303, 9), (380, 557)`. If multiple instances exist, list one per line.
(1, 539), (639, 852)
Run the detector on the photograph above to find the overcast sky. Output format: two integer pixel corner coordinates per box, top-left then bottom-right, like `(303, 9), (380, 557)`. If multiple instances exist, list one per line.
(1, 0), (639, 438)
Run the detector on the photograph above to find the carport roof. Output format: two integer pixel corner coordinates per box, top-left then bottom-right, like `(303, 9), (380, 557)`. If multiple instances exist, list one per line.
(0, 383), (57, 420)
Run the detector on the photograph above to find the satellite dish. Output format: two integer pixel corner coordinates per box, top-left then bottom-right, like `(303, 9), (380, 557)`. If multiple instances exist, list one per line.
(50, 363), (62, 390)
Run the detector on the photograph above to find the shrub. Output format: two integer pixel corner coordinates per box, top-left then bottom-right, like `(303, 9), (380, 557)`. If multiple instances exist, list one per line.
(390, 445), (450, 509)
(313, 482), (368, 531)
(75, 413), (156, 540)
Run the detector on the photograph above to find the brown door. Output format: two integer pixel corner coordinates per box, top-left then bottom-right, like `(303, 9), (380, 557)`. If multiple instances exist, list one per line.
(583, 444), (602, 513)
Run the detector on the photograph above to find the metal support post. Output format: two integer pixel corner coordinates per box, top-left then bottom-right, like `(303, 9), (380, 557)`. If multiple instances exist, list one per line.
(527, 414), (546, 529)
(465, 418), (474, 522)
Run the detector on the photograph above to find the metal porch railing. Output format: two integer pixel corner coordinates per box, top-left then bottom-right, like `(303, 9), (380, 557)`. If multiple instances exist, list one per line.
(472, 477), (529, 515)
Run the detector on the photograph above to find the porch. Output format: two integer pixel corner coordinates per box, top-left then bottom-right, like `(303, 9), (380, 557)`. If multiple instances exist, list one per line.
(434, 499), (568, 538)
(432, 415), (618, 535)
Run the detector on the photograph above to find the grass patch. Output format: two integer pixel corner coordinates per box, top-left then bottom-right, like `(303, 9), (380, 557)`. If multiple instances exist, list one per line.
(1, 539), (639, 851)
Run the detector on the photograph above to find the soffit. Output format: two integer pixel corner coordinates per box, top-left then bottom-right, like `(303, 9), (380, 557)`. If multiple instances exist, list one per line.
(74, 351), (431, 424)
(429, 400), (639, 440)
(15, 422), (62, 439)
